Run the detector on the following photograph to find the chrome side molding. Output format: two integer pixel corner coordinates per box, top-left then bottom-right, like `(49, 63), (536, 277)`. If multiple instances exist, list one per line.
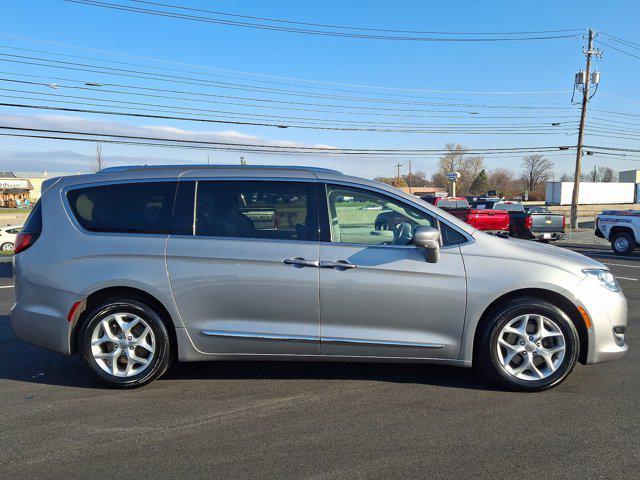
(322, 337), (445, 349)
(201, 330), (318, 343)
(201, 330), (444, 349)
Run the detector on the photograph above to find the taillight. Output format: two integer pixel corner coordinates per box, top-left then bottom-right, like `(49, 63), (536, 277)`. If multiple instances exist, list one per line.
(13, 232), (39, 254)
(562, 216), (566, 229)
(525, 216), (533, 229)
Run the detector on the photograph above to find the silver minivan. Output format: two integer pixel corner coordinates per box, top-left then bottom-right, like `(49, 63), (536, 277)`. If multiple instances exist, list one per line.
(10, 165), (627, 391)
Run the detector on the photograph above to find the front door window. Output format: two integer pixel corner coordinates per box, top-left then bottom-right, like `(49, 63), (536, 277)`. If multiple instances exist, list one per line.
(325, 185), (436, 246)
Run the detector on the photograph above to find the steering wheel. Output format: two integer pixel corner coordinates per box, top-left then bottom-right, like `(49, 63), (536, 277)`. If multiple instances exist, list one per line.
(392, 221), (413, 245)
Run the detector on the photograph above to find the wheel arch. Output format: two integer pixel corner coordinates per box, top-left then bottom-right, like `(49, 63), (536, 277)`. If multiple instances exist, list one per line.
(71, 286), (178, 356)
(609, 225), (636, 242)
(471, 288), (589, 365)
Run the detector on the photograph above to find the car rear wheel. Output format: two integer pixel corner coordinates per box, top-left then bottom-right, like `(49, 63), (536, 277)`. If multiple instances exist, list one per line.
(1, 242), (14, 252)
(611, 231), (635, 256)
(81, 297), (172, 388)
(478, 297), (579, 392)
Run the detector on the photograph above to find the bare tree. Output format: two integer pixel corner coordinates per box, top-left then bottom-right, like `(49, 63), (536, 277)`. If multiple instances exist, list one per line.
(402, 170), (430, 187)
(432, 144), (485, 195)
(89, 141), (105, 172)
(598, 166), (616, 182)
(488, 168), (516, 195)
(520, 155), (554, 192)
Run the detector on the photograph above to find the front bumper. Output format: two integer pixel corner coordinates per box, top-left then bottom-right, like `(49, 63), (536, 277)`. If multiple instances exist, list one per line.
(573, 278), (628, 364)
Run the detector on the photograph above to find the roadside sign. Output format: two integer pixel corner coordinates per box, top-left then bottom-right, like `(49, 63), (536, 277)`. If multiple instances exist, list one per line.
(446, 172), (461, 181)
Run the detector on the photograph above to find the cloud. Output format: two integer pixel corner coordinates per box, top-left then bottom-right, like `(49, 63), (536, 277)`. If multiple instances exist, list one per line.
(0, 113), (336, 149)
(0, 113), (401, 177)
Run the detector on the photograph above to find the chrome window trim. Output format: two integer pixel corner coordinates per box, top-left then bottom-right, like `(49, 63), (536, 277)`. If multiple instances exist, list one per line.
(169, 233), (320, 247)
(321, 180), (474, 249)
(60, 175), (472, 247)
(177, 175), (319, 183)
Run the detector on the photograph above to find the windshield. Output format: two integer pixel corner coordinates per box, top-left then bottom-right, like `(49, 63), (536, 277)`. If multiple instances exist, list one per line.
(494, 203), (525, 212)
(527, 206), (551, 214)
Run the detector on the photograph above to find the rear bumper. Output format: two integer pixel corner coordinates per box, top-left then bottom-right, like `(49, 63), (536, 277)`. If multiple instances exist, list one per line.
(10, 279), (82, 355)
(533, 231), (565, 241)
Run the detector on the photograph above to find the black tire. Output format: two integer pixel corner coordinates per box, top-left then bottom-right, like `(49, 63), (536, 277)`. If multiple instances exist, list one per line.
(80, 297), (172, 388)
(477, 297), (580, 392)
(611, 231), (635, 256)
(1, 242), (14, 252)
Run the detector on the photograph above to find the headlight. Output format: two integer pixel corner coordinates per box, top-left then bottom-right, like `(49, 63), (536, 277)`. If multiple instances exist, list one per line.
(583, 268), (621, 292)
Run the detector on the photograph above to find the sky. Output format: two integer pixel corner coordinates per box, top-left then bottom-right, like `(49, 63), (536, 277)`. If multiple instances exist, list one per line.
(1, 0), (640, 179)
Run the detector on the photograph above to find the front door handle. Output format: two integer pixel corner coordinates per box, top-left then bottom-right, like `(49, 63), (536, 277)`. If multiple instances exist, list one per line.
(283, 257), (319, 268)
(320, 260), (357, 270)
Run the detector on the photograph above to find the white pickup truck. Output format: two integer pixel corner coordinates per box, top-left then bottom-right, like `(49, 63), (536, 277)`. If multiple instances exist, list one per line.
(595, 210), (640, 255)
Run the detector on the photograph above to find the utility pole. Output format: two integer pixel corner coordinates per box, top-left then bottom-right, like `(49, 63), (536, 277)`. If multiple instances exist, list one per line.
(394, 163), (403, 188)
(571, 28), (601, 229)
(592, 165), (597, 182)
(206, 154), (210, 165)
(408, 160), (413, 194)
(395, 163), (403, 180)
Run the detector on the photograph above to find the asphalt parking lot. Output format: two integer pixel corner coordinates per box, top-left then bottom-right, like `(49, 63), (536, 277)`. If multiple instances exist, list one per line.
(1, 245), (638, 480)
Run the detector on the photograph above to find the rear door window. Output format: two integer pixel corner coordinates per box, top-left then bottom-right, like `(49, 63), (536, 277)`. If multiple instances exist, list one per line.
(194, 181), (318, 241)
(67, 181), (177, 234)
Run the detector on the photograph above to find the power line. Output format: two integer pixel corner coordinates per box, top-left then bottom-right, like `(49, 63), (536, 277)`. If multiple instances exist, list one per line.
(63, 0), (581, 42)
(0, 44), (575, 103)
(0, 85), (578, 130)
(0, 98), (578, 134)
(0, 125), (572, 155)
(0, 52), (581, 110)
(598, 32), (640, 51)
(0, 33), (575, 96)
(595, 40), (640, 61)
(0, 73), (580, 118)
(128, 0), (584, 36)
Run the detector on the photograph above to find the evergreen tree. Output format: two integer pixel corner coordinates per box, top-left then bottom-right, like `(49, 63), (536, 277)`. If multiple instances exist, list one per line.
(469, 169), (489, 195)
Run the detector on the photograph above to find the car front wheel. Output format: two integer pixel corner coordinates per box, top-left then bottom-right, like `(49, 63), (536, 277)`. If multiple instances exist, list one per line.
(1, 242), (14, 252)
(81, 297), (172, 388)
(478, 297), (579, 392)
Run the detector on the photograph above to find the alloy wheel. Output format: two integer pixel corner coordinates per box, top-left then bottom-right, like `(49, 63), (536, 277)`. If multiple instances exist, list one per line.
(496, 314), (566, 381)
(90, 313), (156, 377)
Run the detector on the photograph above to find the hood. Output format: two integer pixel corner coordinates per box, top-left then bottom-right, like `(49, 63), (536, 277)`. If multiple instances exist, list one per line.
(471, 231), (605, 274)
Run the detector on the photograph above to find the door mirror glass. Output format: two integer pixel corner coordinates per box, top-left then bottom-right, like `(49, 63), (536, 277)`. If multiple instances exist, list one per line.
(413, 226), (441, 263)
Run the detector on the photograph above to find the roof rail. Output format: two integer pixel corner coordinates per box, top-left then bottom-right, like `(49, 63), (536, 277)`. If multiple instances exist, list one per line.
(99, 164), (342, 174)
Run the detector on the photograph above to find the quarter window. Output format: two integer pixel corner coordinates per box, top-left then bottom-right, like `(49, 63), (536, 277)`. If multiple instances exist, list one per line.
(67, 182), (177, 234)
(325, 185), (436, 246)
(195, 181), (318, 241)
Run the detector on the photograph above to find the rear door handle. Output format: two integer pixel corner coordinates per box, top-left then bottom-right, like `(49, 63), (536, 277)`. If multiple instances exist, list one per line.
(283, 257), (319, 268)
(320, 260), (357, 270)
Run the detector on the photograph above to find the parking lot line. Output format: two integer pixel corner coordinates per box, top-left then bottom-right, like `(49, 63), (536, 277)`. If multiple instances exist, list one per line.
(603, 262), (640, 269)
(582, 251), (638, 260)
(614, 276), (638, 282)
(0, 285), (14, 289)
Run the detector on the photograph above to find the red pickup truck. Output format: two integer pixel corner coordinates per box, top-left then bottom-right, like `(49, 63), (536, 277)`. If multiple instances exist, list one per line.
(423, 196), (510, 233)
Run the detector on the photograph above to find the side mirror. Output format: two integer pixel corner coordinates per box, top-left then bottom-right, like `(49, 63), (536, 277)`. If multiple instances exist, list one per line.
(413, 226), (441, 263)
